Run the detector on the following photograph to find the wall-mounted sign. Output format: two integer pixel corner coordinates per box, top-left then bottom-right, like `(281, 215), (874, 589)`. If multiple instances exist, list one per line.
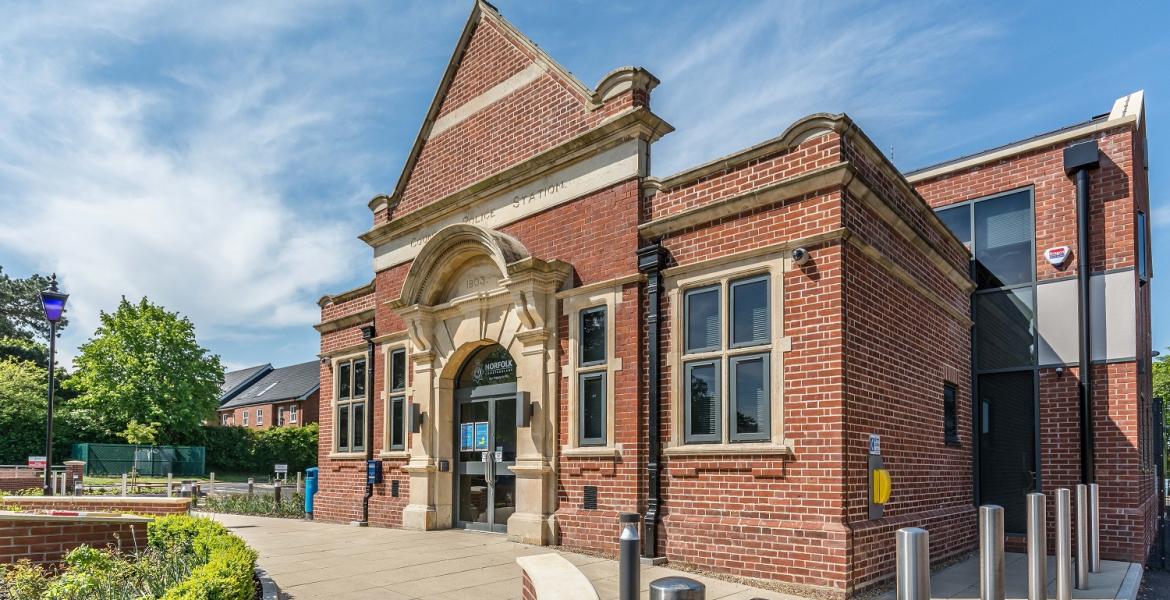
(868, 434), (881, 456)
(460, 423), (475, 452)
(1045, 246), (1071, 267)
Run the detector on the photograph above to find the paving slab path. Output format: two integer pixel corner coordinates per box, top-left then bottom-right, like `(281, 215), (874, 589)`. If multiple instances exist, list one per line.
(205, 512), (800, 600)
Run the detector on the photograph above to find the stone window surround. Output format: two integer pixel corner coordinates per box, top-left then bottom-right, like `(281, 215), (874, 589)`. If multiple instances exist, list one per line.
(664, 253), (792, 456)
(329, 350), (369, 459)
(558, 275), (639, 458)
(380, 331), (412, 460)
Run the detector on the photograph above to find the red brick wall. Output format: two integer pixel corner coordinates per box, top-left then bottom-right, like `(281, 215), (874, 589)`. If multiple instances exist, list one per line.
(0, 476), (42, 492)
(912, 123), (1155, 563)
(0, 497), (190, 516)
(0, 517), (151, 565)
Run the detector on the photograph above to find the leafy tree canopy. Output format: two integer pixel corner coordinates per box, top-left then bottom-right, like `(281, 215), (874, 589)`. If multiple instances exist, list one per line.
(0, 336), (49, 368)
(67, 297), (223, 443)
(0, 358), (48, 464)
(0, 267), (69, 343)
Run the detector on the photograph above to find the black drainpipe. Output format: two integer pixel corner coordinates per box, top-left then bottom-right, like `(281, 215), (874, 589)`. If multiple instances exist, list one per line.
(1064, 140), (1099, 484)
(361, 324), (377, 524)
(636, 243), (667, 559)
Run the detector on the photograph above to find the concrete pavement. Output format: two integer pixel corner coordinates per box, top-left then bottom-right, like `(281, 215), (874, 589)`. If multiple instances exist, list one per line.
(205, 512), (800, 600)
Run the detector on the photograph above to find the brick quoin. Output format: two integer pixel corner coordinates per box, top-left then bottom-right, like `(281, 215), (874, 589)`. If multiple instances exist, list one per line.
(314, 2), (1155, 596)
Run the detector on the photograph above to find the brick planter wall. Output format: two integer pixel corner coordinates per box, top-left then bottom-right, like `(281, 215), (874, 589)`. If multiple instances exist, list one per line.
(0, 496), (191, 517)
(0, 514), (152, 565)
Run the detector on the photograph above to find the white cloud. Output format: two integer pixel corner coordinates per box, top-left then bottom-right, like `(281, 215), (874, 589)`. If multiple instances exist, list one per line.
(646, 0), (998, 175)
(0, 1), (459, 366)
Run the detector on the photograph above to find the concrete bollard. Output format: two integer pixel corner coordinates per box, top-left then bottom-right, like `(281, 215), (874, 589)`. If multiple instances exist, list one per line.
(980, 505), (1005, 600)
(209, 472), (216, 495)
(247, 477), (254, 497)
(1026, 493), (1047, 600)
(1075, 484), (1089, 590)
(619, 513), (640, 600)
(121, 473), (128, 497)
(896, 527), (930, 600)
(167, 473), (173, 498)
(1055, 489), (1073, 600)
(1088, 483), (1100, 573)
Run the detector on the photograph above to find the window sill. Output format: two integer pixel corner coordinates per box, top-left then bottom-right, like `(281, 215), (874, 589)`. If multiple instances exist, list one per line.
(327, 452), (368, 461)
(663, 442), (793, 457)
(378, 450), (411, 460)
(561, 446), (620, 458)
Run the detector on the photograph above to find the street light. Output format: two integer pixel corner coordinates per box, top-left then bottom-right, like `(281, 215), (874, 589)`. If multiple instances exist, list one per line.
(39, 274), (68, 496)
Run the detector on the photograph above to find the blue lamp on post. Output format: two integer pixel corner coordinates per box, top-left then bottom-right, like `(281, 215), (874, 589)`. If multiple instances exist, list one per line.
(39, 274), (68, 496)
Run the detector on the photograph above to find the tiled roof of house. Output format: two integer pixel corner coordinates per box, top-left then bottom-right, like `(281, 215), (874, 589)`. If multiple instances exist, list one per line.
(219, 361), (320, 410)
(220, 364), (272, 404)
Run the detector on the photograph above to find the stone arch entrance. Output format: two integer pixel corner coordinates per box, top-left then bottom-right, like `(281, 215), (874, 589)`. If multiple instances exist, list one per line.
(390, 223), (570, 544)
(453, 344), (517, 532)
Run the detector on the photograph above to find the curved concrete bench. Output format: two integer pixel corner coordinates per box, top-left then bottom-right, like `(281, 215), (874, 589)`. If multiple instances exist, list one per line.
(516, 553), (600, 600)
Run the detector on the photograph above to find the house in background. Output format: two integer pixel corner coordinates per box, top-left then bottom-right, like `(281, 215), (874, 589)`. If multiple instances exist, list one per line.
(217, 361), (321, 429)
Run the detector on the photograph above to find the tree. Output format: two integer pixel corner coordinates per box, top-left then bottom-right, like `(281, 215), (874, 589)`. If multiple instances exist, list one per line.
(0, 267), (68, 343)
(67, 297), (224, 443)
(119, 419), (161, 445)
(0, 358), (48, 464)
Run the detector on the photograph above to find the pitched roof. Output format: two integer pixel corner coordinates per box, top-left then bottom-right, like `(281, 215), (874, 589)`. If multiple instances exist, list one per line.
(218, 361), (321, 410)
(220, 364), (272, 404)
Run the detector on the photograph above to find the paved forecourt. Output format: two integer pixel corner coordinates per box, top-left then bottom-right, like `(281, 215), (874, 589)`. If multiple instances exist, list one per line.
(206, 513), (799, 600)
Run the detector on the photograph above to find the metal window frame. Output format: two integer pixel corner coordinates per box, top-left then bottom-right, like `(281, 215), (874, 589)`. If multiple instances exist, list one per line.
(336, 356), (369, 453)
(943, 382), (960, 445)
(242, 411), (249, 426)
(1137, 210), (1150, 284)
(729, 275), (770, 349)
(351, 400), (366, 453)
(729, 352), (770, 442)
(389, 395), (406, 450)
(684, 359), (722, 444)
(577, 371), (607, 446)
(256, 407), (263, 426)
(684, 285), (721, 354)
(579, 305), (608, 367)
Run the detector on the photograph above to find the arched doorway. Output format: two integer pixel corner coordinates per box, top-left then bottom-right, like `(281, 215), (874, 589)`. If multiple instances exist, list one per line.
(453, 344), (518, 532)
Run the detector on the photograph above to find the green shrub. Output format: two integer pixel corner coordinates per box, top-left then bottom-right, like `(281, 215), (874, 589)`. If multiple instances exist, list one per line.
(2, 560), (50, 600)
(203, 423), (317, 475)
(202, 492), (304, 519)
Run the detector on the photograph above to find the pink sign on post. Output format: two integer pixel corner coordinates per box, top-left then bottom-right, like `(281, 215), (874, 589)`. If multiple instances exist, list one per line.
(27, 456), (47, 469)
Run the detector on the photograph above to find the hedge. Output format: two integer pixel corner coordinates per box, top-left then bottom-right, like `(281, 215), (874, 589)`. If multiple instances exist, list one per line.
(149, 516), (257, 600)
(202, 423), (317, 475)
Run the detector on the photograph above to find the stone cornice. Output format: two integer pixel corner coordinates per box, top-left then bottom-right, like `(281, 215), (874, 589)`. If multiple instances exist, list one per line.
(313, 308), (375, 334)
(317, 279), (375, 308)
(361, 107), (672, 250)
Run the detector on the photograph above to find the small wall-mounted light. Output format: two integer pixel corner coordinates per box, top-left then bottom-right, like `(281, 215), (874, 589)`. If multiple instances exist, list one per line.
(410, 403), (425, 433)
(516, 391), (533, 427)
(1056, 367), (1065, 377)
(791, 247), (811, 267)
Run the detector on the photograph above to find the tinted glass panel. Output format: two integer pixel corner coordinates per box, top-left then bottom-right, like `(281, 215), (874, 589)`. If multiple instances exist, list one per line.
(580, 374), (605, 445)
(391, 349), (406, 391)
(686, 361), (720, 442)
(338, 363), (351, 399)
(352, 402), (365, 450)
(337, 405), (349, 451)
(974, 191), (1032, 289)
(976, 289), (1034, 370)
(580, 307), (606, 365)
(353, 359), (366, 398)
(685, 287), (720, 353)
(458, 345), (516, 387)
(731, 277), (769, 347)
(1137, 211), (1149, 282)
(731, 354), (768, 440)
(978, 370), (1036, 533)
(390, 397), (405, 449)
(944, 383), (958, 443)
(936, 205), (972, 247)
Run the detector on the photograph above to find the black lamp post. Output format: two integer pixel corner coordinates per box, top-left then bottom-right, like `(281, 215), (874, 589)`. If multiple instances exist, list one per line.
(39, 274), (68, 496)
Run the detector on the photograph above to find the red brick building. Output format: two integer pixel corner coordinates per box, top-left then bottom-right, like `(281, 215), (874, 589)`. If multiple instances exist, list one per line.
(313, 2), (1154, 595)
(217, 361), (321, 430)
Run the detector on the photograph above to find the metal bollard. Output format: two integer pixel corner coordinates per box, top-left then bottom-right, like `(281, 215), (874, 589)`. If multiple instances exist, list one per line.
(619, 513), (640, 600)
(1055, 489), (1073, 600)
(121, 473), (128, 497)
(896, 527), (930, 600)
(1075, 484), (1089, 589)
(980, 505), (1005, 600)
(210, 472), (216, 495)
(167, 473), (174, 498)
(247, 477), (254, 496)
(1088, 483), (1100, 573)
(1026, 493), (1047, 600)
(274, 480), (283, 505)
(649, 577), (705, 600)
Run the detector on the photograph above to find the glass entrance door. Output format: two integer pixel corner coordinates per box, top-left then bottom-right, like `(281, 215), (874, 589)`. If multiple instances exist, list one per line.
(453, 345), (517, 533)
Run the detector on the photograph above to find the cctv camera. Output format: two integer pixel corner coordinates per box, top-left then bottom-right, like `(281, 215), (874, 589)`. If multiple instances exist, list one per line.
(791, 247), (810, 266)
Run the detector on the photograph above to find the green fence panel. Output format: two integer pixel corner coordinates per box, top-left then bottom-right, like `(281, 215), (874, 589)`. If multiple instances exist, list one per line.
(71, 443), (206, 476)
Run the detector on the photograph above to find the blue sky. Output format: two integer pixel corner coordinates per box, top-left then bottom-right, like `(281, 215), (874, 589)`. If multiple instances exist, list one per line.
(0, 0), (1166, 371)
